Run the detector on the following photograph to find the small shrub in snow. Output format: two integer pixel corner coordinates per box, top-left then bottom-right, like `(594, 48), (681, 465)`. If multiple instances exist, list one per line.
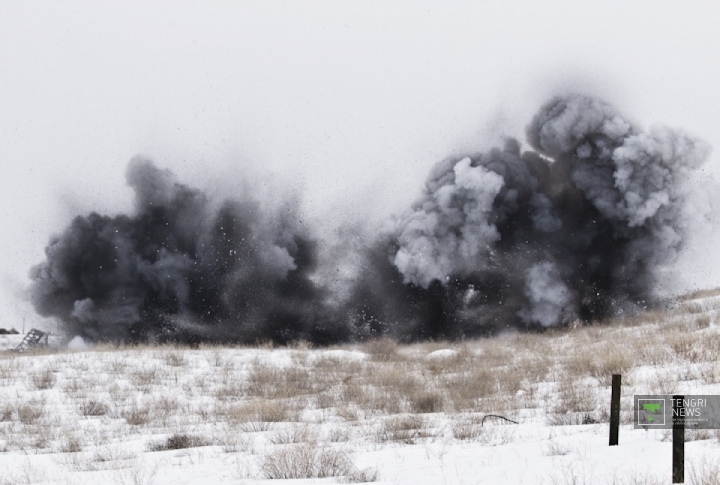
(582, 345), (635, 386)
(375, 415), (431, 444)
(543, 440), (570, 456)
(452, 415), (484, 440)
(163, 351), (188, 367)
(546, 379), (598, 426)
(335, 406), (359, 422)
(666, 331), (702, 362)
(343, 467), (380, 483)
(408, 390), (444, 414)
(214, 380), (246, 401)
(686, 302), (705, 314)
(131, 367), (164, 388)
(122, 405), (152, 426)
(326, 426), (351, 443)
(147, 433), (210, 452)
(363, 337), (400, 361)
(0, 405), (13, 422)
(696, 315), (711, 329)
(91, 445), (138, 468)
(79, 399), (109, 416)
(16, 403), (45, 424)
(547, 412), (600, 427)
(247, 364), (315, 400)
(59, 435), (83, 453)
(153, 395), (180, 418)
(225, 399), (296, 432)
(220, 432), (253, 453)
(443, 367), (496, 411)
(62, 378), (87, 400)
(261, 445), (352, 479)
(31, 369), (56, 390)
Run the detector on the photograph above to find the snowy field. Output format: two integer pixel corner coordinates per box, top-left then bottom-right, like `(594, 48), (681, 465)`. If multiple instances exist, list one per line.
(0, 293), (719, 485)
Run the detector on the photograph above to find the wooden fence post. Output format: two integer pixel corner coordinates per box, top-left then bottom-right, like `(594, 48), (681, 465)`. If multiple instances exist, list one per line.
(673, 395), (684, 483)
(609, 374), (621, 446)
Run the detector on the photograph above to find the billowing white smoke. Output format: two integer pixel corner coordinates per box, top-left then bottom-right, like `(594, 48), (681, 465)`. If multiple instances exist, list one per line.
(519, 262), (573, 327)
(393, 158), (504, 288)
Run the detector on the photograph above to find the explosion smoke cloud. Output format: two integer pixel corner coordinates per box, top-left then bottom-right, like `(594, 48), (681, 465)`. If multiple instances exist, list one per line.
(30, 157), (343, 344)
(29, 95), (711, 343)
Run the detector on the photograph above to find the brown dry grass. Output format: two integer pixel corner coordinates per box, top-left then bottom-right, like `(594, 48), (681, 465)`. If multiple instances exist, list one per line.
(0, 287), (717, 470)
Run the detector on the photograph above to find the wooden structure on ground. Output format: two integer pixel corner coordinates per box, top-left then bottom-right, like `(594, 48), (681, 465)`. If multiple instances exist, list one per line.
(14, 329), (49, 352)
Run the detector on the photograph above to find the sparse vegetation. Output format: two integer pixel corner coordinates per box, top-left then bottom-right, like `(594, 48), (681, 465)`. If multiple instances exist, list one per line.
(30, 369), (56, 390)
(79, 399), (109, 417)
(16, 401), (45, 424)
(147, 433), (210, 451)
(261, 444), (354, 479)
(0, 292), (718, 482)
(375, 415), (433, 444)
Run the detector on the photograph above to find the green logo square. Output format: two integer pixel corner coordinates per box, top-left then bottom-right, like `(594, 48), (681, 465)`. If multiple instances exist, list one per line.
(638, 399), (665, 425)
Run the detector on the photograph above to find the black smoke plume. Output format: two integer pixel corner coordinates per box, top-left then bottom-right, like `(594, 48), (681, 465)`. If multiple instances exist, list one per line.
(30, 158), (345, 344)
(346, 95), (710, 340)
(29, 95), (711, 343)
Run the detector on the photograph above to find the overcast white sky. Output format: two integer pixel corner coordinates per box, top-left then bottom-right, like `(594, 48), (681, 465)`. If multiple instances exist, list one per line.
(1, 1), (719, 329)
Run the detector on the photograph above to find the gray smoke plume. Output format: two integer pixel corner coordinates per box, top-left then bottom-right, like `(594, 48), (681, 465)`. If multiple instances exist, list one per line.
(29, 95), (711, 343)
(30, 157), (343, 344)
(377, 94), (710, 334)
(519, 261), (573, 327)
(393, 157), (505, 288)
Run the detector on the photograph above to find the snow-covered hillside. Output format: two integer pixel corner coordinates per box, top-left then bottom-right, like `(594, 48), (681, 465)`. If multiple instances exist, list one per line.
(0, 293), (719, 484)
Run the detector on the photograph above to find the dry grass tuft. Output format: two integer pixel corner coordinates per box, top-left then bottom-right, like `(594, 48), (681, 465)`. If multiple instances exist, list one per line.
(164, 352), (188, 367)
(147, 433), (210, 451)
(546, 380), (599, 426)
(121, 404), (153, 426)
(130, 368), (160, 388)
(31, 369), (57, 390)
(363, 337), (400, 361)
(79, 399), (110, 417)
(224, 399), (297, 431)
(375, 415), (433, 444)
(16, 401), (46, 425)
(261, 444), (353, 480)
(451, 415), (484, 440)
(408, 390), (445, 414)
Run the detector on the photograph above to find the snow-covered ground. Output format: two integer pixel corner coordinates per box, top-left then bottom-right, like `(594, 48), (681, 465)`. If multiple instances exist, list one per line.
(0, 294), (719, 485)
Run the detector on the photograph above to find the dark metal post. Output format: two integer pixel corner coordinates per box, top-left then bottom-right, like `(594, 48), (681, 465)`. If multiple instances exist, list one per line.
(609, 374), (621, 446)
(673, 395), (685, 483)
